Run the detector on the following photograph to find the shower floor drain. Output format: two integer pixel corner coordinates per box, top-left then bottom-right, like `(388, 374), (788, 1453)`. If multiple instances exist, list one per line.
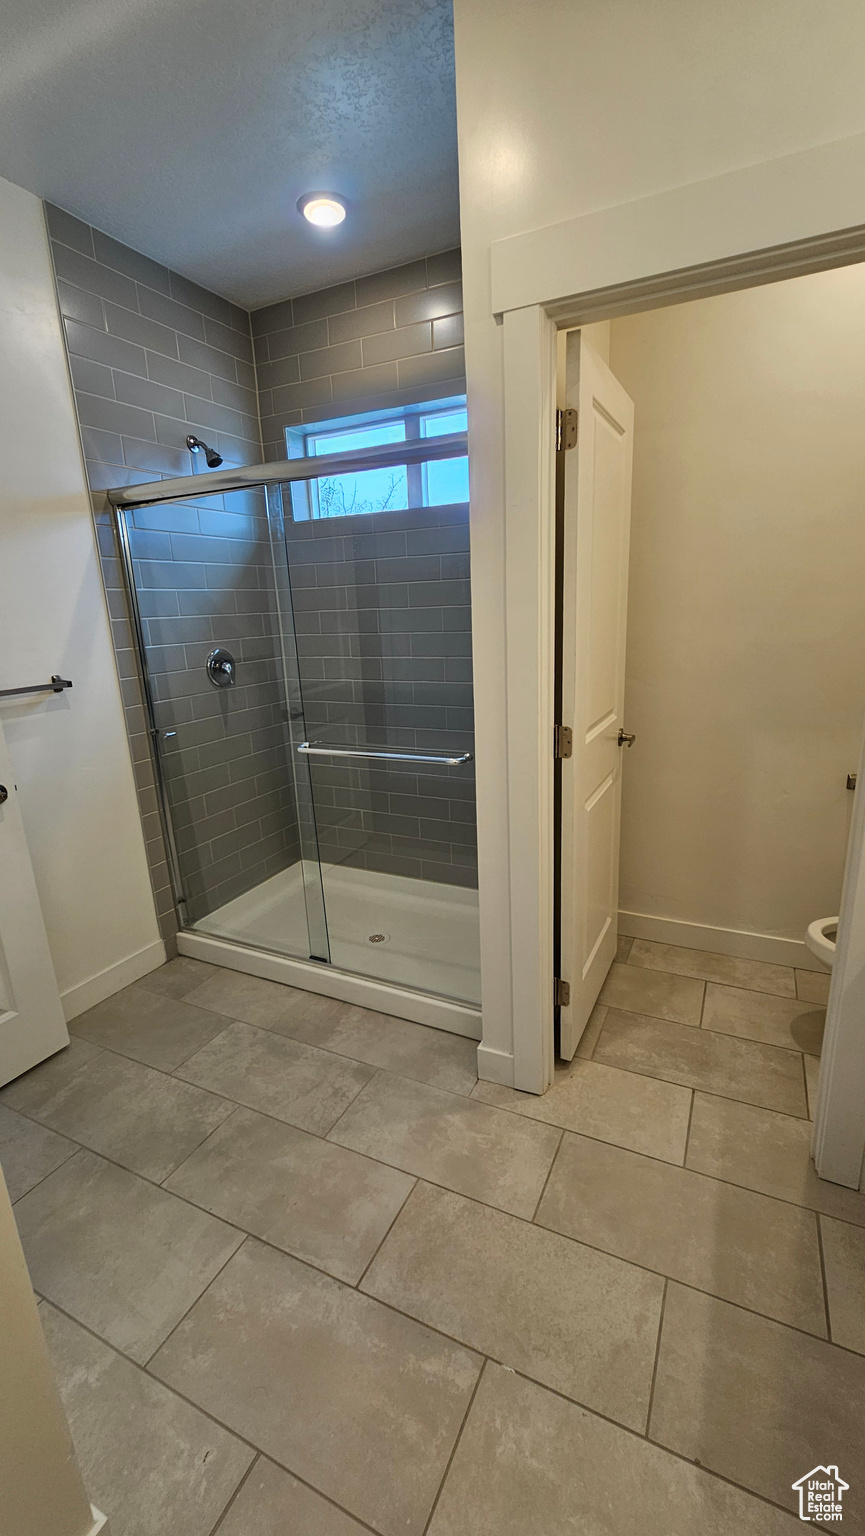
(368, 932), (389, 944)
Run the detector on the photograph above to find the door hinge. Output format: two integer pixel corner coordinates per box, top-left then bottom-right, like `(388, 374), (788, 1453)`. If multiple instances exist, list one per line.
(555, 408), (578, 452)
(554, 977), (571, 1007)
(554, 724), (573, 759)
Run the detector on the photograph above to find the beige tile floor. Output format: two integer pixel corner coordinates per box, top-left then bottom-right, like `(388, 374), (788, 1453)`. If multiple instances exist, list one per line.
(1, 942), (863, 1534)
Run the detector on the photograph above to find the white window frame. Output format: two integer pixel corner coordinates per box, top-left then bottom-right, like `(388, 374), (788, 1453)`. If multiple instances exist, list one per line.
(285, 396), (468, 520)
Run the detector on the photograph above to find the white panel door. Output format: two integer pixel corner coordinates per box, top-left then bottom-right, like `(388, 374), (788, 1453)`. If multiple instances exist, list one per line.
(559, 334), (634, 1059)
(0, 717), (68, 1086)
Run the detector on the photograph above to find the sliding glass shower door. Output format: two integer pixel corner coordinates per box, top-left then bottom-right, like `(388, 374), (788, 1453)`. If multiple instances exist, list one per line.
(267, 483), (479, 1005)
(115, 447), (479, 1006)
(117, 484), (328, 964)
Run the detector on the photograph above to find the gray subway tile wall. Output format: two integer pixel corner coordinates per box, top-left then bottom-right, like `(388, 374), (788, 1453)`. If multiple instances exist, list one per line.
(250, 249), (464, 460)
(48, 204), (473, 940)
(283, 501), (476, 887)
(45, 204), (300, 935)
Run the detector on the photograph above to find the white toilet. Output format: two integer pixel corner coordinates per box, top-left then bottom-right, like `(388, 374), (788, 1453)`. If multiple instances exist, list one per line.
(805, 916), (838, 970)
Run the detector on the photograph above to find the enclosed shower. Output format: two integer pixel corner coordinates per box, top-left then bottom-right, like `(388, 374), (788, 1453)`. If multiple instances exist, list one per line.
(108, 429), (479, 1036)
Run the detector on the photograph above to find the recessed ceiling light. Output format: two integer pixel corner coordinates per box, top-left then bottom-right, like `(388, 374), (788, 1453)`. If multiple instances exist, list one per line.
(298, 193), (347, 228)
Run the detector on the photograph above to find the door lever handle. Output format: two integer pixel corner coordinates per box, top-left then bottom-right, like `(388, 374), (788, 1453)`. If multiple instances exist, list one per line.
(618, 730), (636, 748)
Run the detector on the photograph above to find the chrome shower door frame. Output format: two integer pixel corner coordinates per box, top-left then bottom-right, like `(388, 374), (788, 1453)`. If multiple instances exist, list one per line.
(113, 502), (189, 927)
(264, 483), (331, 965)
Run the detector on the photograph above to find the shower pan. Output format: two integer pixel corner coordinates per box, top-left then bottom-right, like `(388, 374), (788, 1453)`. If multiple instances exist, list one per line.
(108, 433), (480, 1038)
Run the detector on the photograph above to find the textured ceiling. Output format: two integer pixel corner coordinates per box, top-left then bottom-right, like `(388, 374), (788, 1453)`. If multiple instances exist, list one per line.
(0, 0), (459, 307)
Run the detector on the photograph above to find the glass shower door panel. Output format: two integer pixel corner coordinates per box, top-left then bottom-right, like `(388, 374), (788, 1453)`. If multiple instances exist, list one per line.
(120, 487), (327, 962)
(280, 495), (481, 1005)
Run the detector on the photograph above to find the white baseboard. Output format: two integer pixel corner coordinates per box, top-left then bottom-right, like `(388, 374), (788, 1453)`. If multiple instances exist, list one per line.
(177, 931), (482, 1040)
(61, 938), (167, 1021)
(618, 909), (823, 970)
(476, 1044), (515, 1086)
(87, 1507), (109, 1536)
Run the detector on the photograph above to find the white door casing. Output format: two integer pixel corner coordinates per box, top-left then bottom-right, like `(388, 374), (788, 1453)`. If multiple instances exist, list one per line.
(0, 716), (68, 1086)
(559, 334), (634, 1059)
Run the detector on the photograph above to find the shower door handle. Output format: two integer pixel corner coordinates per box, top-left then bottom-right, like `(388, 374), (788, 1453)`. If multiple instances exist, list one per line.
(297, 742), (472, 766)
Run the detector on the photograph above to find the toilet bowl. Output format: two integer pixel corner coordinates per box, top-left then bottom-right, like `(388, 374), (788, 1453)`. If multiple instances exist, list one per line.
(805, 916), (838, 970)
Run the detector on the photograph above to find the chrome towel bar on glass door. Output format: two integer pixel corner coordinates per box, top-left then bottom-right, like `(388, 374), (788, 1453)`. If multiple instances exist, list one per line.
(297, 742), (472, 766)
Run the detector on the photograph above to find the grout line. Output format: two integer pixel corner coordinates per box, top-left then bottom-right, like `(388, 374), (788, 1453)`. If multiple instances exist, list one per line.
(697, 980), (707, 1028)
(815, 1213), (833, 1342)
(321, 1065), (381, 1140)
(141, 1234), (249, 1370)
(204, 1453), (261, 1536)
(11, 1144), (88, 1205)
(530, 1128), (565, 1222)
(354, 1177), (418, 1291)
(681, 1090), (696, 1167)
(800, 1050), (811, 1120)
(583, 1016), (602, 1061)
(245, 293), (265, 466)
(7, 1141), (80, 1208)
(644, 1276), (668, 1435)
(242, 304), (266, 465)
(158, 1104), (243, 1188)
(421, 1359), (487, 1536)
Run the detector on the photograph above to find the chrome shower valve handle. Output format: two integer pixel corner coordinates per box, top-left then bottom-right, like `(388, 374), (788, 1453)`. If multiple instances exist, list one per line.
(206, 647), (236, 688)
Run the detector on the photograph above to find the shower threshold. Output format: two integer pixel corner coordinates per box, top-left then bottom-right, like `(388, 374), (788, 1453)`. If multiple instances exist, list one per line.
(176, 862), (482, 1039)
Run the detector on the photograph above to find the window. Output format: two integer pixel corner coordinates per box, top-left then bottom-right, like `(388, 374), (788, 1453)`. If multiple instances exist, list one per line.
(421, 407), (470, 508)
(286, 397), (469, 520)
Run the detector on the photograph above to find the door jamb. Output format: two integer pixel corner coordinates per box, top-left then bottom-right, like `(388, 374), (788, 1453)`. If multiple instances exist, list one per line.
(500, 223), (865, 1186)
(502, 305), (558, 1095)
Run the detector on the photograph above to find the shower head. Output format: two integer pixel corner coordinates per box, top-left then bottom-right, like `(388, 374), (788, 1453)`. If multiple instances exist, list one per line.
(186, 434), (223, 468)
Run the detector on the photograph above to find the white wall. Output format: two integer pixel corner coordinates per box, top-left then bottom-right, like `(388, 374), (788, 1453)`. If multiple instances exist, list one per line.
(609, 267), (865, 947)
(452, 0), (865, 1082)
(0, 174), (163, 1017)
